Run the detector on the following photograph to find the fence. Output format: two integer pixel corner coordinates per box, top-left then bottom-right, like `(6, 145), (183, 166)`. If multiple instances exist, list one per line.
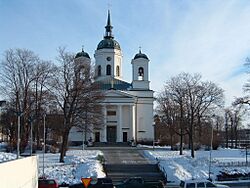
(216, 161), (250, 167)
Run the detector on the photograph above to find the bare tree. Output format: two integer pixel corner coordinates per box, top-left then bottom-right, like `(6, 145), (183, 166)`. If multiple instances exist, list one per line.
(0, 48), (55, 152)
(50, 47), (103, 162)
(228, 103), (247, 148)
(0, 49), (39, 151)
(157, 73), (224, 157)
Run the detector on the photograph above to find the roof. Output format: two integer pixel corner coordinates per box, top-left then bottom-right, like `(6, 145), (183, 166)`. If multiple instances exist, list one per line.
(95, 77), (131, 91)
(134, 49), (149, 60)
(97, 39), (121, 50)
(75, 49), (90, 59)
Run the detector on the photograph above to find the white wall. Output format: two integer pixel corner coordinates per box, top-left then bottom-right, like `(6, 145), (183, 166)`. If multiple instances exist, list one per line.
(137, 101), (154, 141)
(122, 105), (133, 140)
(0, 156), (38, 188)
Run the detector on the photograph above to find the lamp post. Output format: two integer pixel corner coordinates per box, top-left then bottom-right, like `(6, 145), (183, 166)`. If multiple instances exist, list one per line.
(43, 113), (46, 177)
(208, 115), (215, 181)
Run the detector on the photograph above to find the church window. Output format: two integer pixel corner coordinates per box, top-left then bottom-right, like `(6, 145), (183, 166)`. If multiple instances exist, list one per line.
(138, 67), (144, 80)
(98, 65), (101, 76)
(106, 64), (111, 75)
(107, 111), (116, 116)
(79, 67), (85, 80)
(116, 66), (120, 77)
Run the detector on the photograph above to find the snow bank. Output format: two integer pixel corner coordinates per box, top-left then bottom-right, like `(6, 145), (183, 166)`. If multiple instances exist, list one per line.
(38, 150), (106, 185)
(144, 148), (250, 183)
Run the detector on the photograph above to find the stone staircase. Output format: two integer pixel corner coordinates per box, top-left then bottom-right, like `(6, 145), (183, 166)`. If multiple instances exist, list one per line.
(100, 148), (166, 183)
(104, 163), (166, 183)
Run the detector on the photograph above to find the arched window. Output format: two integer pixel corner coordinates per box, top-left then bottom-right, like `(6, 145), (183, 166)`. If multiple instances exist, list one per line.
(116, 66), (120, 77)
(98, 65), (101, 76)
(106, 64), (111, 75)
(138, 67), (144, 80)
(79, 67), (85, 80)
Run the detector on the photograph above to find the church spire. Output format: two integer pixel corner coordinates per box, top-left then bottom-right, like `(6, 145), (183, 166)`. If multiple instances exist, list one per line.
(104, 10), (114, 39)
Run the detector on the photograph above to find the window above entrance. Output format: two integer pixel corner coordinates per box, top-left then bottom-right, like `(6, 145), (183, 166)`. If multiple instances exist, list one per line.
(107, 111), (116, 116)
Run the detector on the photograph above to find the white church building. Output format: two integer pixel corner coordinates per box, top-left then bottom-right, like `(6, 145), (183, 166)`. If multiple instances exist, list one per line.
(68, 11), (154, 144)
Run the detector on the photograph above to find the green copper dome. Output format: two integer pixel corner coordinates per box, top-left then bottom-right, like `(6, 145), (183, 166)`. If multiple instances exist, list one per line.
(134, 50), (149, 60)
(75, 50), (90, 59)
(97, 39), (121, 50)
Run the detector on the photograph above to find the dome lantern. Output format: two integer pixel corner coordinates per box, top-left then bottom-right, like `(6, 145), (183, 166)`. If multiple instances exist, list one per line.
(75, 47), (90, 59)
(96, 10), (121, 50)
(134, 48), (149, 60)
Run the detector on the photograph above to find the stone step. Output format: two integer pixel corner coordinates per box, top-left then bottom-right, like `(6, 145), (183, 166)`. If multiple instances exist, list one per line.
(93, 142), (129, 147)
(105, 164), (166, 183)
(107, 172), (165, 178)
(108, 174), (166, 183)
(105, 164), (160, 172)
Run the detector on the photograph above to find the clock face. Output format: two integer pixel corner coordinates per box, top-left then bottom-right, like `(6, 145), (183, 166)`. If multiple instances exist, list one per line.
(106, 57), (112, 61)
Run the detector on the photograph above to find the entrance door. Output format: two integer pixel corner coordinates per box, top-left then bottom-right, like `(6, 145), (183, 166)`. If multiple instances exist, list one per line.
(95, 132), (100, 142)
(123, 132), (128, 142)
(107, 126), (117, 142)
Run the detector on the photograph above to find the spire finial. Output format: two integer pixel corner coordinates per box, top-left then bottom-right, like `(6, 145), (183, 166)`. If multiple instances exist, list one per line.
(82, 45), (84, 52)
(104, 9), (114, 39)
(139, 46), (142, 54)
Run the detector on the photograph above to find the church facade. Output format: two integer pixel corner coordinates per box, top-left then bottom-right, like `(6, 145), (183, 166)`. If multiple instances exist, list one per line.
(68, 11), (154, 144)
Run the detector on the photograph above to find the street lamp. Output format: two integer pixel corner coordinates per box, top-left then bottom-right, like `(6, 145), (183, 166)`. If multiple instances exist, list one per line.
(208, 114), (215, 181)
(43, 113), (46, 178)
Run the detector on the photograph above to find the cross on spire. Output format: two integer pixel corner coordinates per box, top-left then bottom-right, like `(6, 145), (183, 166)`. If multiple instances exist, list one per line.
(108, 3), (112, 10)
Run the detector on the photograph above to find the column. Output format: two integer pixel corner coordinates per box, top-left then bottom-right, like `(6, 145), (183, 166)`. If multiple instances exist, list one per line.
(129, 105), (133, 140)
(102, 105), (107, 142)
(117, 105), (122, 142)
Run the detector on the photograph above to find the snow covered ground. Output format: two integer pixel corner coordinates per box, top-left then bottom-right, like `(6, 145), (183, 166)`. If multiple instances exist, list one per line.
(144, 148), (250, 184)
(0, 149), (106, 185)
(0, 151), (16, 162)
(37, 150), (106, 185)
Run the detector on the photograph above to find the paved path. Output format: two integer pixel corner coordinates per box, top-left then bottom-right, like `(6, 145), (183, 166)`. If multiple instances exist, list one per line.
(91, 147), (166, 183)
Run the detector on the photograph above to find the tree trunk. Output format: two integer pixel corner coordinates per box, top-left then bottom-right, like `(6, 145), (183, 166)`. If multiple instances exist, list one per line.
(190, 114), (195, 158)
(170, 133), (173, 150)
(60, 129), (69, 162)
(190, 132), (194, 158)
(180, 128), (183, 155)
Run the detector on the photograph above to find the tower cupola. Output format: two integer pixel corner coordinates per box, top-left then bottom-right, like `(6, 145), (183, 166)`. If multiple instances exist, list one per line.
(94, 10), (123, 80)
(131, 48), (150, 90)
(75, 47), (90, 59)
(97, 10), (121, 50)
(134, 49), (149, 60)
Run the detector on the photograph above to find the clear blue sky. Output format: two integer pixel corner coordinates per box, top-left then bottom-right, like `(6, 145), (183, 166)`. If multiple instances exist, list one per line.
(1, 0), (250, 105)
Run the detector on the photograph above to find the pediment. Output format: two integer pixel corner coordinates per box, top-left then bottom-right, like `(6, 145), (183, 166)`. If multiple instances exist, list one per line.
(105, 90), (134, 98)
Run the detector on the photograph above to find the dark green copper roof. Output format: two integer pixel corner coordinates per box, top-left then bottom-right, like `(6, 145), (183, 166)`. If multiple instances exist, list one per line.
(97, 39), (121, 50)
(75, 49), (90, 59)
(95, 77), (131, 91)
(134, 49), (149, 60)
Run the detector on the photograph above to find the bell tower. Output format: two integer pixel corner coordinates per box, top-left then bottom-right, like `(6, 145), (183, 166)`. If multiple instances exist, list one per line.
(94, 10), (122, 81)
(131, 49), (150, 90)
